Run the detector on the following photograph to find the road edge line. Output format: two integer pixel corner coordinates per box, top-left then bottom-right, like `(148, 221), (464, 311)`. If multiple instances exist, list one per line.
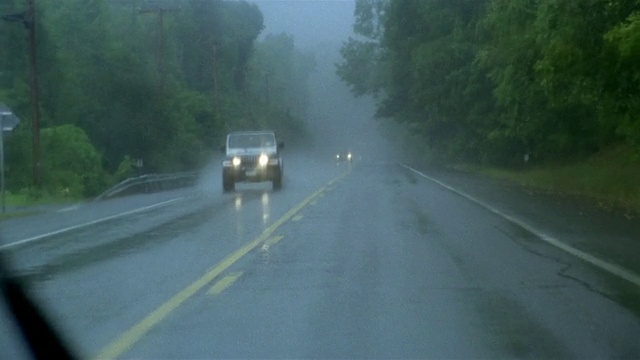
(0, 197), (185, 251)
(399, 162), (640, 288)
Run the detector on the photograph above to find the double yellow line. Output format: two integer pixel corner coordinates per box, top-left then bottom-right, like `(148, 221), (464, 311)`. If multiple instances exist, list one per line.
(94, 169), (350, 359)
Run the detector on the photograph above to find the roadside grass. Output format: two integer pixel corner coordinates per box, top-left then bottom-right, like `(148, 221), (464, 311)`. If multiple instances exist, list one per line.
(463, 146), (640, 214)
(3, 191), (78, 208)
(0, 210), (42, 221)
(0, 192), (80, 221)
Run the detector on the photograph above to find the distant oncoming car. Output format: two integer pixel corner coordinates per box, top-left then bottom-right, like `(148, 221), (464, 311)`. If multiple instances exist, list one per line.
(221, 131), (284, 192)
(335, 151), (353, 162)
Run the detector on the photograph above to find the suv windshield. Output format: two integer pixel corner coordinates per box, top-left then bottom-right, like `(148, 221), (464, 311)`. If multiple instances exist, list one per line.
(228, 134), (275, 149)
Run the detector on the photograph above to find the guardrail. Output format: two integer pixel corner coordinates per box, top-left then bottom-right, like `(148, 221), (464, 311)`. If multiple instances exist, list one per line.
(94, 171), (199, 201)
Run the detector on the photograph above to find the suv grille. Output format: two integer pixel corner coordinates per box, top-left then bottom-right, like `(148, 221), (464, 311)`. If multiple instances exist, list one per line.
(241, 155), (259, 165)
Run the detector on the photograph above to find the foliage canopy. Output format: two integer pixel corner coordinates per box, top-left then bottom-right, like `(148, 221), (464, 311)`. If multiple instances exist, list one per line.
(338, 0), (640, 165)
(0, 0), (315, 197)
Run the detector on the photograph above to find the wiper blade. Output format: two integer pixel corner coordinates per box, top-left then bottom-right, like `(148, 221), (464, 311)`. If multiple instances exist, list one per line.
(0, 256), (77, 360)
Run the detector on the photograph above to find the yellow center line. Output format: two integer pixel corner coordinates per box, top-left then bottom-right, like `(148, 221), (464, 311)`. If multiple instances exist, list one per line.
(291, 214), (304, 222)
(93, 168), (350, 360)
(207, 272), (244, 296)
(263, 235), (284, 247)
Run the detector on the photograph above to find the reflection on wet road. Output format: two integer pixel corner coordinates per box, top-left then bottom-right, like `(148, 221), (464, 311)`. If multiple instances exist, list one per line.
(232, 191), (271, 239)
(1, 150), (639, 359)
(261, 192), (270, 225)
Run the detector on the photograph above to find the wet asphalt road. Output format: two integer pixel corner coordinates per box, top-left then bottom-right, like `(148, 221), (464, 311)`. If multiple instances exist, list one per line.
(1, 139), (640, 358)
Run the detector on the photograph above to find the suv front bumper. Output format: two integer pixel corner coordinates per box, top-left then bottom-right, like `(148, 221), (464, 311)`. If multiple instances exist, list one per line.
(223, 163), (280, 183)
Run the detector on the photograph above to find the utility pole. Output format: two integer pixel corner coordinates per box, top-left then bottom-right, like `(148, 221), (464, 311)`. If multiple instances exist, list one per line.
(265, 72), (270, 106)
(2, 1), (45, 188)
(139, 5), (179, 97)
(26, 0), (41, 187)
(212, 41), (219, 112)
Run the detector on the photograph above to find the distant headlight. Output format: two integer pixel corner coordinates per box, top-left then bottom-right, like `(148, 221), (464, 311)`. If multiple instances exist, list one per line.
(258, 154), (269, 166)
(347, 152), (352, 160)
(232, 157), (241, 166)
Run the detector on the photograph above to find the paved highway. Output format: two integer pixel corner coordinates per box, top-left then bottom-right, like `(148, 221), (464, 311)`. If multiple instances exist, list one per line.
(2, 51), (640, 358)
(1, 130), (640, 358)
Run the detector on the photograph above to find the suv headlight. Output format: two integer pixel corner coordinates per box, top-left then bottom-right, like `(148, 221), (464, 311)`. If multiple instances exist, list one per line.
(232, 157), (241, 166)
(258, 154), (269, 166)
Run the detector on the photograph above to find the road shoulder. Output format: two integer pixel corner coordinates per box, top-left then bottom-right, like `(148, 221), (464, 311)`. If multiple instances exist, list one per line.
(402, 162), (640, 284)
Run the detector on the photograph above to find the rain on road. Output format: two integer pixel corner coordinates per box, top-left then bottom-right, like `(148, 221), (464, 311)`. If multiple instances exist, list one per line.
(1, 113), (639, 358)
(2, 3), (640, 356)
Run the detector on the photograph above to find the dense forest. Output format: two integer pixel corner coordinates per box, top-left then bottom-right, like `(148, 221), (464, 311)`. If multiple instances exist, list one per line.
(0, 0), (314, 198)
(338, 0), (640, 166)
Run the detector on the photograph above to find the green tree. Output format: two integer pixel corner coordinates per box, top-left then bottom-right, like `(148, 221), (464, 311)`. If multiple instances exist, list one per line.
(336, 0), (387, 97)
(40, 124), (107, 197)
(373, 0), (492, 161)
(604, 6), (640, 155)
(1, 0), (313, 197)
(339, 0), (640, 165)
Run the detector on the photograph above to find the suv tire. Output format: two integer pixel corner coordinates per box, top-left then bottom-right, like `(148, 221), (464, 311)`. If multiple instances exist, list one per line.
(272, 171), (282, 191)
(223, 176), (235, 192)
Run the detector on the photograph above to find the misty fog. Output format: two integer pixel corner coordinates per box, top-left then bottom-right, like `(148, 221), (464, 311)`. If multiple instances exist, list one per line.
(253, 0), (380, 158)
(196, 0), (386, 194)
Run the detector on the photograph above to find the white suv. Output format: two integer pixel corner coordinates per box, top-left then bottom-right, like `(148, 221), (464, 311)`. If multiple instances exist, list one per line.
(221, 131), (284, 192)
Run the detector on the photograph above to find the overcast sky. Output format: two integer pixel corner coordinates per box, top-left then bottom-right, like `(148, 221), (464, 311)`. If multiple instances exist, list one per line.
(251, 0), (356, 51)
